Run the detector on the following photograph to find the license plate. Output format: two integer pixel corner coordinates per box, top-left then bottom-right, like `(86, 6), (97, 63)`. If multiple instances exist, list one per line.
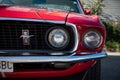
(0, 61), (13, 72)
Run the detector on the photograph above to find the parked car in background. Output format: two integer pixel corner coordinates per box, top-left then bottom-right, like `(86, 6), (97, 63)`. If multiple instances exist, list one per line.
(0, 0), (106, 80)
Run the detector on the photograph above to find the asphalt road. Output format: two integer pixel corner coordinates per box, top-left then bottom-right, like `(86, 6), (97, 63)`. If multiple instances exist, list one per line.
(101, 52), (120, 80)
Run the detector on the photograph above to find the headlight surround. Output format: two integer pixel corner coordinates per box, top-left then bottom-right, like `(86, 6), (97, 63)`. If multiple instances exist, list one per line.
(83, 30), (103, 49)
(46, 27), (70, 49)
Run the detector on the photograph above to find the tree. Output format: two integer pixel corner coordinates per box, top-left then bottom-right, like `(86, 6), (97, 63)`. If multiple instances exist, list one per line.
(82, 0), (104, 15)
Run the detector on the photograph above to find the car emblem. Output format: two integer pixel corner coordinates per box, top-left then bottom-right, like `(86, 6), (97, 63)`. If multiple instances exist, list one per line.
(20, 30), (34, 45)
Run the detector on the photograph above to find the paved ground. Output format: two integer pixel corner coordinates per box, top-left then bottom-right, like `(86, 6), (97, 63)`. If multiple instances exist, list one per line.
(101, 52), (120, 80)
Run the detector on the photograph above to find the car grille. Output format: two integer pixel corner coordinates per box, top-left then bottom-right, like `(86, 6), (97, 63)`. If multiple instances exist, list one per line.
(0, 20), (74, 51)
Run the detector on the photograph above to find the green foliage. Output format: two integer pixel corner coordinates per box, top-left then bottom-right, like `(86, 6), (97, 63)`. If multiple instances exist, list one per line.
(81, 0), (120, 52)
(89, 0), (104, 15)
(103, 22), (120, 43)
(103, 22), (120, 52)
(81, 0), (104, 15)
(106, 41), (120, 52)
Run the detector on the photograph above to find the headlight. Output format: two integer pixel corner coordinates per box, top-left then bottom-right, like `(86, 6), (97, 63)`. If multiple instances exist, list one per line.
(46, 27), (69, 49)
(83, 30), (103, 49)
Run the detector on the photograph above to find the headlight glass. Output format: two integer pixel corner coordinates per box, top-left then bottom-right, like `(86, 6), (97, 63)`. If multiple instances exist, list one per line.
(83, 30), (102, 49)
(47, 27), (69, 49)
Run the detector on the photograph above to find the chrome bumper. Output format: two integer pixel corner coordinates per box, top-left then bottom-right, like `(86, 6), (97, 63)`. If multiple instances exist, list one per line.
(0, 51), (107, 63)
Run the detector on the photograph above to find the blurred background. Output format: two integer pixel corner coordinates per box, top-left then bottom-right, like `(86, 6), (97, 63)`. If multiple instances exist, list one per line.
(81, 0), (120, 80)
(82, 0), (120, 52)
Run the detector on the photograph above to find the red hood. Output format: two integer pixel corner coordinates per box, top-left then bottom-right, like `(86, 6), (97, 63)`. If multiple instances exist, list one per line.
(0, 6), (68, 22)
(0, 5), (100, 26)
(67, 12), (101, 26)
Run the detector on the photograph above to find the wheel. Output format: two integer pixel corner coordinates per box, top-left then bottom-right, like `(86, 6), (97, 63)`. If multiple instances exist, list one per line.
(84, 60), (101, 80)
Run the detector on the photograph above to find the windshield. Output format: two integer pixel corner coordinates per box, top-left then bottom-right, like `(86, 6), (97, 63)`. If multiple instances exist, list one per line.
(0, 0), (83, 13)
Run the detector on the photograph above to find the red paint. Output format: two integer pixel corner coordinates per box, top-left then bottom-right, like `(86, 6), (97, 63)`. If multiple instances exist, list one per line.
(67, 13), (106, 53)
(67, 13), (101, 26)
(75, 24), (106, 53)
(0, 1), (106, 78)
(0, 73), (2, 78)
(0, 6), (68, 21)
(5, 61), (94, 78)
(37, 9), (68, 21)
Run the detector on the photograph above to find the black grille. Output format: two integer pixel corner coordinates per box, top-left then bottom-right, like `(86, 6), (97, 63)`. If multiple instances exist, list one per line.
(0, 20), (74, 51)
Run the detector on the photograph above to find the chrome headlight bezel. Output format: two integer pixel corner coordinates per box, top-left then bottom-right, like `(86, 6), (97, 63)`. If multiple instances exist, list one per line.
(46, 27), (70, 49)
(83, 29), (103, 49)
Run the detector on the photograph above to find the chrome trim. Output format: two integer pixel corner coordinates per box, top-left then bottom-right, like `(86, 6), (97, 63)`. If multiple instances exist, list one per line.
(0, 17), (65, 24)
(0, 50), (70, 56)
(20, 29), (35, 45)
(0, 51), (106, 63)
(0, 17), (79, 52)
(66, 23), (79, 51)
(83, 30), (103, 49)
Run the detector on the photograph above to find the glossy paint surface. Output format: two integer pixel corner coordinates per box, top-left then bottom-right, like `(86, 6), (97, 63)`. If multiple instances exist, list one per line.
(0, 6), (68, 21)
(0, 1), (106, 78)
(67, 13), (106, 53)
(5, 61), (94, 78)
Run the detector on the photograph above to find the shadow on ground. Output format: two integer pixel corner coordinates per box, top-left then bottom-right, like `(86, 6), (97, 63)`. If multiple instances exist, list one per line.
(101, 55), (120, 80)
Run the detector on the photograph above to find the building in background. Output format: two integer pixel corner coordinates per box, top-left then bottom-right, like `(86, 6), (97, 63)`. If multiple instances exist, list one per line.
(82, 0), (120, 22)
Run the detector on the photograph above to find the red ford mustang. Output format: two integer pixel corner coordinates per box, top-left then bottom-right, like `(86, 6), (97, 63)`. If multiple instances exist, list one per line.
(0, 0), (106, 80)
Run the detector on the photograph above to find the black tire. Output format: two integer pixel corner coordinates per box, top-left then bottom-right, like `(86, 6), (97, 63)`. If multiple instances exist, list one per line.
(84, 60), (101, 80)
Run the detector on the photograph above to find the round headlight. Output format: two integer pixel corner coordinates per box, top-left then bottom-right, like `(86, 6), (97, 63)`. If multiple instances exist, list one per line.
(83, 30), (103, 49)
(46, 27), (69, 49)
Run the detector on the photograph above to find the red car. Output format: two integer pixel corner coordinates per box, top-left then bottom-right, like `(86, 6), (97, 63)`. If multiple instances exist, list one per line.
(0, 0), (106, 80)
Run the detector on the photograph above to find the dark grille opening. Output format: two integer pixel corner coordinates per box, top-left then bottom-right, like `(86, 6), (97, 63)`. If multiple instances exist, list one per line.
(14, 63), (74, 72)
(0, 20), (75, 51)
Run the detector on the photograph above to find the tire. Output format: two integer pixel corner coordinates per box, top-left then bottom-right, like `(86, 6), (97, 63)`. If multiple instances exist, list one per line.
(84, 60), (101, 80)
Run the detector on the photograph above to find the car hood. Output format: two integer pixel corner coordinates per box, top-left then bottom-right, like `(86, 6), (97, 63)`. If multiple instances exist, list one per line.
(0, 5), (100, 26)
(67, 12), (101, 26)
(0, 6), (68, 22)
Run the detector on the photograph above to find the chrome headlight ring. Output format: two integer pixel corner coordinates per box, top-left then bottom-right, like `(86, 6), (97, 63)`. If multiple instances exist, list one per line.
(46, 27), (70, 49)
(83, 29), (103, 49)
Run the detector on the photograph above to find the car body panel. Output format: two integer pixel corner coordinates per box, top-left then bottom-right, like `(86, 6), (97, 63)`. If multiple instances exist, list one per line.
(0, 0), (106, 78)
(0, 6), (68, 22)
(66, 13), (106, 53)
(4, 61), (94, 78)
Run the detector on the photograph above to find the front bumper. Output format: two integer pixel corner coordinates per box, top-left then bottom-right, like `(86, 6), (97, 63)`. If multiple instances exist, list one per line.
(0, 51), (106, 63)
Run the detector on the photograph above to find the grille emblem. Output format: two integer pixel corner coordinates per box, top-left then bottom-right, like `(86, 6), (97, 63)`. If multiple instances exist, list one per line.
(20, 30), (34, 45)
